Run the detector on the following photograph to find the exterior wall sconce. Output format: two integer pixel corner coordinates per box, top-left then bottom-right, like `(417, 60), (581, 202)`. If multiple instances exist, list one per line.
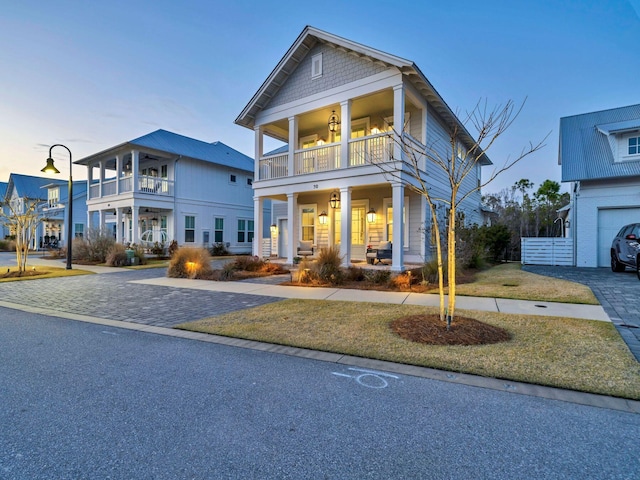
(330, 191), (340, 209)
(371, 124), (381, 135)
(270, 224), (278, 235)
(318, 211), (328, 225)
(328, 110), (340, 133)
(366, 208), (376, 224)
(317, 138), (326, 146)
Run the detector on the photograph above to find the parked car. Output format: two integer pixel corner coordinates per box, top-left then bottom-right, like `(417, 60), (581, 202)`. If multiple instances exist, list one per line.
(611, 223), (640, 279)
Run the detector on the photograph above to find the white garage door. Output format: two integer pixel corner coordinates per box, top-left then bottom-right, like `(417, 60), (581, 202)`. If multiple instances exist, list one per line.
(597, 208), (640, 267)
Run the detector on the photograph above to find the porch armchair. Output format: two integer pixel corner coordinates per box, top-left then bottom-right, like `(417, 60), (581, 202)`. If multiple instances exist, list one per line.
(297, 241), (314, 257)
(366, 241), (392, 264)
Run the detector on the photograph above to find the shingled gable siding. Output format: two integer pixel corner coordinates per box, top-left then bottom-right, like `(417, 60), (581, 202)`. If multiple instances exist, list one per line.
(267, 43), (389, 109)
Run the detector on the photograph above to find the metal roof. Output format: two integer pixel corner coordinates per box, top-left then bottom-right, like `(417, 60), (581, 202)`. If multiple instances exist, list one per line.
(5, 174), (67, 201)
(559, 104), (640, 182)
(235, 25), (491, 166)
(76, 130), (254, 173)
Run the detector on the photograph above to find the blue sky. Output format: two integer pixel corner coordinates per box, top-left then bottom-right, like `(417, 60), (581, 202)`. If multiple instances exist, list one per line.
(1, 0), (639, 195)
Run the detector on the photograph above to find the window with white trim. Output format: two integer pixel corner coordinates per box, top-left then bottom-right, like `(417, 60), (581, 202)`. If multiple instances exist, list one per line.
(48, 187), (59, 208)
(300, 206), (316, 242)
(185, 215), (195, 243)
(214, 217), (224, 243)
(237, 219), (254, 243)
(311, 53), (322, 79)
(74, 223), (84, 238)
(629, 136), (640, 155)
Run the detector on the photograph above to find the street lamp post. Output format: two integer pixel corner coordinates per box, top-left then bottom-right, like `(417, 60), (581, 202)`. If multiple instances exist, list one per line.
(42, 144), (73, 270)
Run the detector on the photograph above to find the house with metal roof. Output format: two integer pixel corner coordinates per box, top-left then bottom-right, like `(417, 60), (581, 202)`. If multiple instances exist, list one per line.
(2, 173), (88, 250)
(235, 26), (491, 270)
(559, 103), (640, 267)
(74, 129), (267, 252)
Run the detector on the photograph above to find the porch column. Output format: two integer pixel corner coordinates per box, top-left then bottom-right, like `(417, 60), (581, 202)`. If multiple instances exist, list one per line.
(286, 193), (298, 264)
(288, 116), (297, 177)
(340, 100), (351, 169)
(391, 182), (404, 272)
(98, 209), (105, 233)
(253, 196), (264, 257)
(115, 154), (121, 194)
(98, 160), (105, 198)
(115, 208), (123, 243)
(131, 206), (139, 244)
(393, 84), (405, 163)
(87, 165), (93, 200)
(254, 126), (263, 181)
(87, 210), (93, 231)
(131, 150), (139, 193)
(339, 187), (351, 268)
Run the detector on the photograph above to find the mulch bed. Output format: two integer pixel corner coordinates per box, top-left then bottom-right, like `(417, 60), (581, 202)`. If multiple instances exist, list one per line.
(1, 269), (48, 279)
(391, 314), (511, 345)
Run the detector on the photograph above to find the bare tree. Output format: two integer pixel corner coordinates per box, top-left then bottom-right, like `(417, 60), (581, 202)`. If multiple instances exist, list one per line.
(377, 98), (548, 326)
(0, 197), (44, 273)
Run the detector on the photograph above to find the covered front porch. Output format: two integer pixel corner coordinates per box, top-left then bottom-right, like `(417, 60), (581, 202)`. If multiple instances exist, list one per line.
(255, 182), (426, 272)
(88, 205), (173, 248)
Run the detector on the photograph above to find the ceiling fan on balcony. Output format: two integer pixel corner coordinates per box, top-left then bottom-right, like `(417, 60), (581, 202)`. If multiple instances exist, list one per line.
(143, 154), (159, 161)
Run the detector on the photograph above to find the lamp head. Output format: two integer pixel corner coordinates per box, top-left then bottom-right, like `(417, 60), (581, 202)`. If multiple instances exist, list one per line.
(41, 157), (60, 175)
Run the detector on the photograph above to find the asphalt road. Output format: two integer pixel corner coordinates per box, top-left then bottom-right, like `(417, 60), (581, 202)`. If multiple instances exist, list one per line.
(1, 307), (638, 480)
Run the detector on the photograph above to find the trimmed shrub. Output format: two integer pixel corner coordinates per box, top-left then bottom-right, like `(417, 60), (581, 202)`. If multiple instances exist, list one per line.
(168, 240), (179, 257)
(106, 243), (128, 267)
(345, 266), (366, 282)
(312, 246), (343, 284)
(210, 242), (229, 256)
(72, 228), (115, 263)
(167, 247), (212, 279)
(366, 269), (391, 285)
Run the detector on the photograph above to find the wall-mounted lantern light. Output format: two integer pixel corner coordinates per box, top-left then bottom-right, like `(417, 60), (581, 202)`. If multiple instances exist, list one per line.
(330, 191), (340, 209)
(366, 207), (376, 224)
(270, 224), (278, 235)
(318, 211), (328, 225)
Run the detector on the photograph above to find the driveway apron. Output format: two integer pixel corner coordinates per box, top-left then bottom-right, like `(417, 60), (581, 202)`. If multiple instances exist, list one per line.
(523, 265), (640, 362)
(0, 268), (283, 327)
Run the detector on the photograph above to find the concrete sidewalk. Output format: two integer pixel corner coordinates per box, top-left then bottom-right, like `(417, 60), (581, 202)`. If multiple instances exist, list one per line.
(131, 277), (611, 322)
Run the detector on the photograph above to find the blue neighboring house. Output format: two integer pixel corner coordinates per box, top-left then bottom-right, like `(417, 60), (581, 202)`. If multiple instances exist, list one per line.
(0, 181), (9, 239)
(559, 103), (640, 267)
(3, 173), (88, 250)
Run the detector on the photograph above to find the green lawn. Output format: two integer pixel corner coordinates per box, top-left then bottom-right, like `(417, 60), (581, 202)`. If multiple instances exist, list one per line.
(177, 264), (640, 400)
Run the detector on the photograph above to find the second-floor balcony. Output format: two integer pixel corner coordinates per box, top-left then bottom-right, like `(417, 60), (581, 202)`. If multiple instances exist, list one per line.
(258, 133), (426, 181)
(88, 175), (174, 200)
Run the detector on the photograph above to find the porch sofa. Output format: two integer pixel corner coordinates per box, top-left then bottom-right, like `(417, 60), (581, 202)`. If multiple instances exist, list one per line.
(366, 241), (392, 264)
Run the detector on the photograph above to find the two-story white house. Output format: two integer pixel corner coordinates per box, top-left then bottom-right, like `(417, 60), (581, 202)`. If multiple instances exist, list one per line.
(75, 129), (269, 253)
(235, 26), (490, 271)
(559, 103), (640, 267)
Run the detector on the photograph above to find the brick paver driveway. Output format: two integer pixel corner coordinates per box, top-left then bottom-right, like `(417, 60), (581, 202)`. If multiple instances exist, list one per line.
(523, 265), (640, 361)
(0, 267), (283, 328)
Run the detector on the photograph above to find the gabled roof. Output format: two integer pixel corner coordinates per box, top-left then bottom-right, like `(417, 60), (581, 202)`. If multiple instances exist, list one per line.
(76, 129), (254, 172)
(235, 25), (491, 166)
(5, 174), (66, 201)
(559, 104), (640, 182)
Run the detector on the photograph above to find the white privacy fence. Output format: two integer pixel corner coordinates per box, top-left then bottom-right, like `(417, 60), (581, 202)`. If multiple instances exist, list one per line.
(521, 238), (574, 266)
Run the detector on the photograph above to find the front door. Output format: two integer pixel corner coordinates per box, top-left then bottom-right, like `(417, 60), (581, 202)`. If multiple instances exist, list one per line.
(278, 219), (288, 258)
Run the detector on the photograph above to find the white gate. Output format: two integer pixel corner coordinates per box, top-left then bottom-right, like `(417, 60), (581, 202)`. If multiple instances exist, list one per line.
(521, 238), (574, 266)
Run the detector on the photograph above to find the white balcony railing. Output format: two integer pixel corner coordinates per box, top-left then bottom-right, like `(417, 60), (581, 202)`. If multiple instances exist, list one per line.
(88, 175), (174, 199)
(349, 134), (392, 167)
(259, 153), (288, 180)
(256, 133), (409, 181)
(294, 144), (341, 175)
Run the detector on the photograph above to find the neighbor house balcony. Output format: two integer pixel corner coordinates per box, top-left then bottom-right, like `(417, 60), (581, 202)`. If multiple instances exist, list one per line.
(88, 175), (175, 200)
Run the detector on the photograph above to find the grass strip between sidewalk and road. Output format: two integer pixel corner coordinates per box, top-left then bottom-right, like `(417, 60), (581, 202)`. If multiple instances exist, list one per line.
(177, 299), (640, 400)
(0, 266), (93, 282)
